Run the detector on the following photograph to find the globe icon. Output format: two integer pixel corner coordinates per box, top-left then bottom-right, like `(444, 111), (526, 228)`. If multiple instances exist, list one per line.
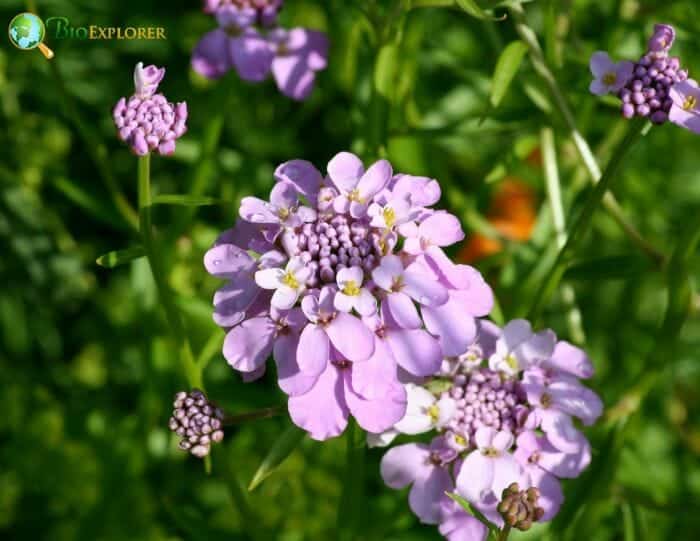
(8, 12), (45, 50)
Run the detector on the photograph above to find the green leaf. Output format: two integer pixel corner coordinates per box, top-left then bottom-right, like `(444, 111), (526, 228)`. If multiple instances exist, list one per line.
(96, 246), (146, 268)
(151, 194), (222, 206)
(424, 378), (454, 394)
(248, 424), (305, 491)
(374, 44), (399, 101)
(455, 0), (505, 20)
(445, 492), (497, 534)
(490, 40), (528, 107)
(564, 255), (650, 281)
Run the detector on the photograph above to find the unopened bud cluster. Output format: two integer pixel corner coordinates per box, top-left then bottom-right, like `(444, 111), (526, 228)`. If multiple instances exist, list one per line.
(497, 483), (545, 531)
(168, 389), (225, 458)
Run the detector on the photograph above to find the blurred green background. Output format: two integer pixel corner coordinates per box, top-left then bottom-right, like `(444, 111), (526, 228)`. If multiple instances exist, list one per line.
(2, 0), (700, 539)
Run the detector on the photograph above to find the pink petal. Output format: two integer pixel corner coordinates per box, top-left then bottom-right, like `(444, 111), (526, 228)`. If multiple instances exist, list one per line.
(421, 294), (477, 356)
(230, 31), (273, 82)
(327, 151), (364, 193)
(274, 332), (319, 396)
(192, 29), (231, 79)
(380, 443), (431, 489)
(384, 292), (421, 330)
(223, 316), (275, 372)
(548, 341), (594, 378)
(350, 338), (399, 400)
(297, 323), (329, 376)
(409, 467), (453, 524)
(589, 51), (614, 78)
(386, 328), (442, 377)
(326, 312), (375, 361)
(456, 451), (495, 502)
(403, 267), (448, 306)
(288, 363), (349, 440)
(418, 212), (464, 247)
(344, 372), (406, 433)
(358, 159), (392, 199)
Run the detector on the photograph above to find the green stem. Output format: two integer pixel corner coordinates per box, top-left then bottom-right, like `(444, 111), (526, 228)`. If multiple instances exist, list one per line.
(509, 4), (664, 266)
(223, 406), (284, 426)
(496, 524), (512, 541)
(337, 421), (366, 540)
(528, 119), (648, 322)
(49, 60), (139, 233)
(540, 127), (586, 344)
(137, 154), (201, 389)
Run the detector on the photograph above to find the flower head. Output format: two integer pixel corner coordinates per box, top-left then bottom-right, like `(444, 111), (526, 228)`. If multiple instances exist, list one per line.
(192, 0), (328, 100)
(205, 151), (494, 440)
(113, 63), (187, 156)
(376, 320), (602, 538)
(169, 389), (225, 458)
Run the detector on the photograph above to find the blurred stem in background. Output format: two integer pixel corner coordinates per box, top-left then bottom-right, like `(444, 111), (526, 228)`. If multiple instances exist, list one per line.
(138, 154), (202, 389)
(528, 118), (650, 321)
(509, 3), (665, 267)
(29, 0), (140, 233)
(540, 127), (586, 344)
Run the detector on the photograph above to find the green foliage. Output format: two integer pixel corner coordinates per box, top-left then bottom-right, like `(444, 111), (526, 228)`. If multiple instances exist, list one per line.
(2, 0), (700, 540)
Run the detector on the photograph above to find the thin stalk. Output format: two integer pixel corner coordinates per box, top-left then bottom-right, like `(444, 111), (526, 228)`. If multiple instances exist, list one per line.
(337, 421), (366, 540)
(509, 3), (664, 266)
(540, 127), (586, 344)
(496, 524), (512, 541)
(528, 119), (648, 321)
(138, 154), (202, 389)
(49, 60), (139, 232)
(223, 406), (284, 426)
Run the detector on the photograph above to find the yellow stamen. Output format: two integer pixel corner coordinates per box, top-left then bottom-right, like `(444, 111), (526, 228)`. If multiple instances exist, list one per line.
(382, 206), (396, 227)
(602, 72), (617, 85)
(482, 447), (500, 458)
(342, 280), (361, 296)
(348, 188), (364, 203)
(454, 434), (467, 446)
(277, 207), (290, 220)
(683, 95), (697, 111)
(282, 271), (299, 290)
(505, 354), (518, 371)
(427, 404), (440, 423)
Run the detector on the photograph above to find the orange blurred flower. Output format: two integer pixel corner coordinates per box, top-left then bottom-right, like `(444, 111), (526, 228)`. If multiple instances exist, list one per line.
(458, 178), (537, 263)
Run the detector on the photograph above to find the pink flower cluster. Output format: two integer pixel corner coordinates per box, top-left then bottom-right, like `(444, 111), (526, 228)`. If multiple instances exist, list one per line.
(377, 320), (602, 540)
(589, 23), (700, 133)
(113, 63), (188, 156)
(204, 152), (494, 440)
(192, 0), (328, 100)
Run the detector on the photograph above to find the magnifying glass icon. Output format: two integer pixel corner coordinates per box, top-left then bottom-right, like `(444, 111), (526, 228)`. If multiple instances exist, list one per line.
(8, 12), (54, 59)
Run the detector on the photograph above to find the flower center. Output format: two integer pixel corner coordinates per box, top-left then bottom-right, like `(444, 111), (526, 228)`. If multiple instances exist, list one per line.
(382, 206), (396, 227)
(505, 354), (519, 371)
(342, 280), (361, 296)
(348, 188), (364, 203)
(390, 275), (404, 292)
(282, 271), (299, 289)
(454, 434), (467, 446)
(482, 446), (500, 458)
(277, 207), (290, 220)
(683, 95), (697, 111)
(540, 392), (552, 408)
(602, 72), (617, 85)
(427, 404), (440, 423)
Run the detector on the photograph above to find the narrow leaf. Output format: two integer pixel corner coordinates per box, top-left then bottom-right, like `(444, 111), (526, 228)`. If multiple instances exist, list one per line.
(96, 246), (146, 268)
(152, 194), (222, 206)
(445, 492), (497, 534)
(455, 0), (505, 20)
(248, 424), (305, 491)
(564, 255), (650, 281)
(490, 40), (528, 107)
(374, 44), (399, 101)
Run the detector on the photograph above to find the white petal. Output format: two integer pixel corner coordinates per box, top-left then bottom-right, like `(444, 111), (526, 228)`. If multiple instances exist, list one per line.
(255, 267), (283, 289)
(271, 286), (299, 310)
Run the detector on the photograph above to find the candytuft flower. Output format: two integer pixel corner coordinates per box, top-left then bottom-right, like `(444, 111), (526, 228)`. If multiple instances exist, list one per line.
(205, 151), (494, 440)
(590, 23), (694, 128)
(669, 79), (700, 134)
(169, 389), (225, 458)
(376, 320), (602, 539)
(192, 0), (328, 100)
(113, 63), (187, 156)
(588, 52), (634, 96)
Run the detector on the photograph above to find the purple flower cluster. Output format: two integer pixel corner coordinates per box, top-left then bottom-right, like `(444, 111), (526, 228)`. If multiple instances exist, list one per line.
(192, 0), (328, 100)
(113, 63), (188, 156)
(377, 320), (602, 540)
(590, 24), (700, 132)
(168, 389), (225, 458)
(204, 152), (494, 440)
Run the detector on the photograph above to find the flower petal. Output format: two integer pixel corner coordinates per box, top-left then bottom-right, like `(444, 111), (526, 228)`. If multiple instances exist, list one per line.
(351, 338), (398, 400)
(288, 363), (349, 440)
(223, 316), (275, 372)
(421, 294), (477, 357)
(409, 467), (453, 524)
(296, 323), (329, 376)
(326, 312), (375, 362)
(456, 451), (495, 503)
(192, 29), (231, 79)
(358, 159), (392, 199)
(386, 328), (442, 377)
(384, 292), (422, 330)
(274, 332), (319, 396)
(380, 443), (431, 489)
(327, 151), (364, 193)
(344, 372), (407, 433)
(230, 31), (273, 82)
(419, 212), (465, 247)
